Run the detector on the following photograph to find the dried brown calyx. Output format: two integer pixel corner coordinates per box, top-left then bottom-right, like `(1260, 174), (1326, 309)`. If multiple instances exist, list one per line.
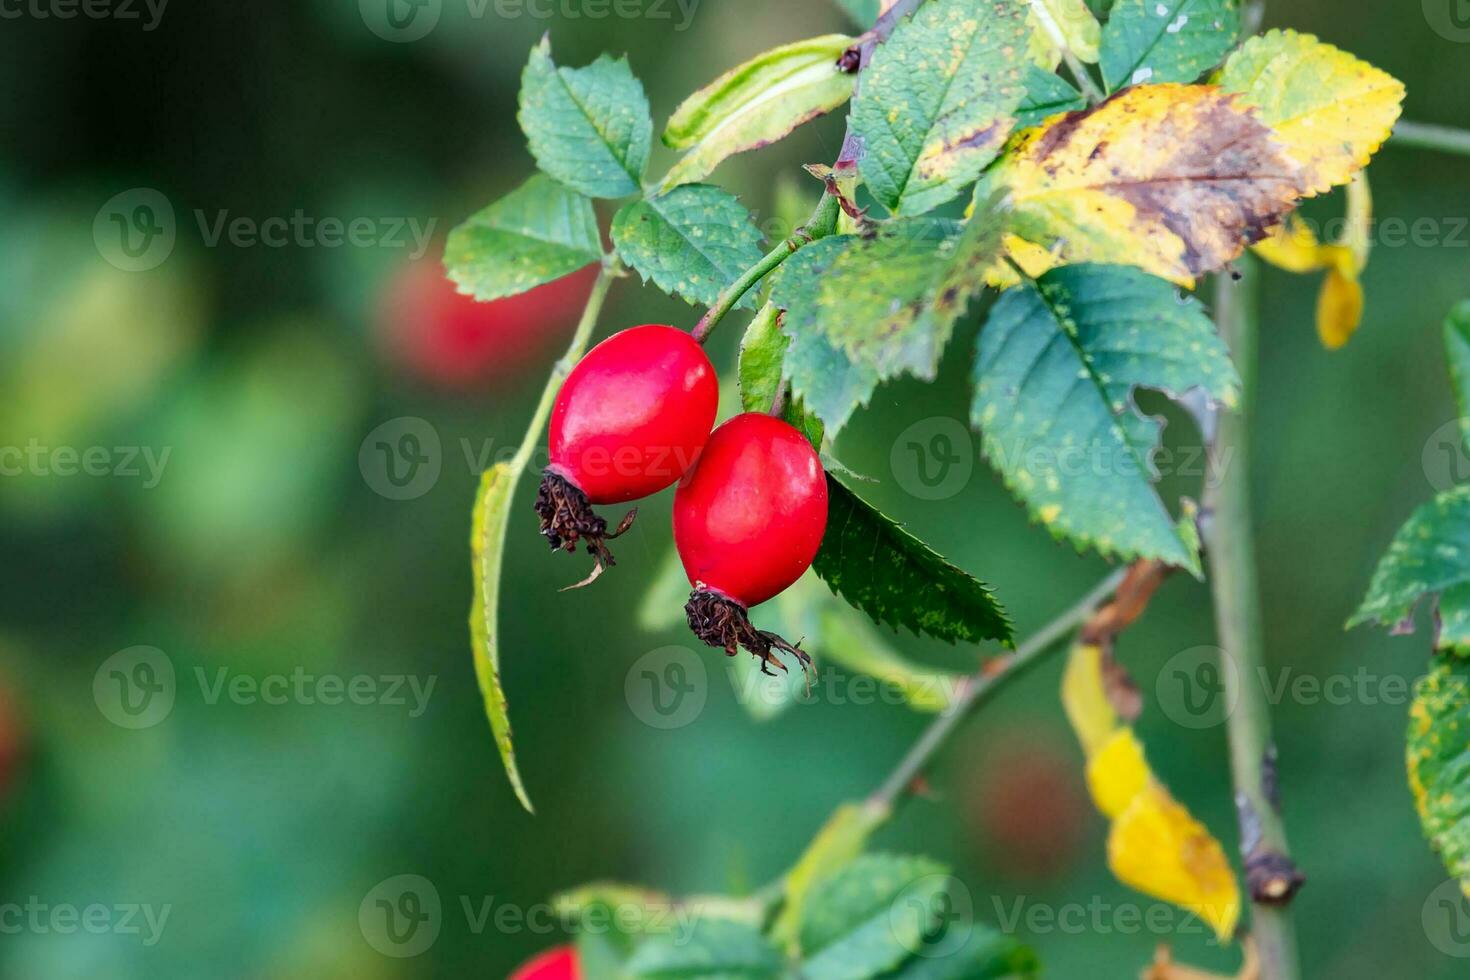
(534, 469), (637, 590)
(684, 588), (813, 689)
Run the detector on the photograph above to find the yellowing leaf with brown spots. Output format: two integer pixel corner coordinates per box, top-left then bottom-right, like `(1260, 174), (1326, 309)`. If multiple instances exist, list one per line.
(1219, 29), (1404, 198)
(991, 84), (1305, 285)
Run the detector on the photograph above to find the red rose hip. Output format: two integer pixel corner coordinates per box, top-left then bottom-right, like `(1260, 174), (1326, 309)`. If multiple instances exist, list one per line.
(674, 413), (828, 675)
(536, 324), (718, 587)
(511, 945), (579, 980)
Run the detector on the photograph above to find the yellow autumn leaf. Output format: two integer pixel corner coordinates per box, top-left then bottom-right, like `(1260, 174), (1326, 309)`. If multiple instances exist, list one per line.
(1252, 218), (1328, 274)
(1026, 0), (1101, 68)
(1087, 728), (1150, 819)
(1062, 642), (1122, 755)
(1316, 251), (1364, 351)
(1110, 783), (1241, 941)
(991, 84), (1304, 286)
(1218, 30), (1404, 197)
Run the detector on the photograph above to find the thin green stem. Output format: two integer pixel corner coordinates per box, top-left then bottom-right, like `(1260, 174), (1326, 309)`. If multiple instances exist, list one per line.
(1390, 120), (1470, 157)
(1207, 259), (1302, 980)
(869, 568), (1128, 810)
(511, 256), (621, 473)
(691, 193), (840, 344)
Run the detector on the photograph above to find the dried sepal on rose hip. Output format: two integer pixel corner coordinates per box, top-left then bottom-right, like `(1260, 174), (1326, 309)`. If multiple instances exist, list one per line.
(538, 324), (718, 588)
(674, 412), (828, 681)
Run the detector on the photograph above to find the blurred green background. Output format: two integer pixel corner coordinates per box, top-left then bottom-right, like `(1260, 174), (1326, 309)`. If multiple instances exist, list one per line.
(1, 1), (1467, 976)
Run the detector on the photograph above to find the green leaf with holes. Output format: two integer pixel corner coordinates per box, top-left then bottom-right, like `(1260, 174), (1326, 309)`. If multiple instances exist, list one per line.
(1350, 486), (1470, 654)
(469, 464), (534, 813)
(625, 917), (783, 979)
(612, 185), (765, 308)
(814, 472), (1013, 645)
(972, 264), (1239, 573)
(798, 854), (950, 977)
(1408, 655), (1470, 889)
(445, 175), (601, 302)
(660, 35), (857, 190)
(849, 0), (1031, 215)
(1099, 0), (1239, 92)
(519, 37), (653, 198)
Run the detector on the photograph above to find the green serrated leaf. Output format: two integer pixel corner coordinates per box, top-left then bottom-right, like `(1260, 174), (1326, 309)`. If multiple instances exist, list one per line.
(972, 263), (1240, 573)
(1015, 66), (1087, 129)
(612, 185), (765, 308)
(883, 925), (1040, 979)
(850, 0), (1031, 216)
(519, 37), (653, 198)
(469, 464), (534, 813)
(1099, 0), (1239, 92)
(1349, 486), (1470, 654)
(771, 801), (891, 954)
(625, 917), (783, 979)
(799, 854), (950, 977)
(814, 472), (1013, 645)
(444, 175), (601, 302)
(660, 35), (856, 190)
(1448, 301), (1470, 452)
(1408, 655), (1470, 890)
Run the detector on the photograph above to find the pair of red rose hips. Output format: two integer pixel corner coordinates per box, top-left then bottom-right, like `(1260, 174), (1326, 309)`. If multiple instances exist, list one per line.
(535, 323), (827, 674)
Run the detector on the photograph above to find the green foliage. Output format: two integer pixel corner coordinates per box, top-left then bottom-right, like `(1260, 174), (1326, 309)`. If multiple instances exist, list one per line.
(814, 473), (1013, 646)
(1448, 301), (1470, 451)
(738, 303), (825, 447)
(830, 0), (883, 28)
(1099, 0), (1240, 91)
(1350, 486), (1470, 654)
(972, 264), (1240, 573)
(625, 918), (784, 978)
(883, 927), (1040, 979)
(1407, 655), (1470, 889)
(444, 174), (601, 302)
(817, 612), (967, 712)
(1015, 66), (1087, 128)
(798, 853), (948, 976)
(769, 208), (1004, 436)
(469, 465), (534, 812)
(612, 185), (765, 308)
(771, 802), (891, 953)
(519, 37), (653, 198)
(661, 35), (857, 190)
(849, 0), (1030, 215)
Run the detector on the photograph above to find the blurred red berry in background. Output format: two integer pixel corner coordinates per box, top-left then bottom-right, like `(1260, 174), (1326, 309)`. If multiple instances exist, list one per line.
(510, 944), (579, 980)
(961, 733), (1088, 881)
(380, 256), (597, 389)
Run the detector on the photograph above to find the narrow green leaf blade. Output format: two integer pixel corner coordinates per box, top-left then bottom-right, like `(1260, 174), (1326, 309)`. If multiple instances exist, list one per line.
(612, 184), (765, 308)
(1447, 301), (1470, 452)
(1027, 0), (1102, 65)
(818, 610), (967, 713)
(850, 0), (1031, 215)
(1349, 486), (1470, 654)
(972, 263), (1240, 573)
(1099, 0), (1239, 92)
(625, 917), (783, 979)
(1408, 655), (1470, 890)
(661, 35), (856, 190)
(469, 464), (534, 812)
(738, 303), (825, 447)
(771, 800), (891, 953)
(799, 854), (949, 977)
(445, 175), (601, 302)
(519, 37), (653, 198)
(813, 472), (1013, 645)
